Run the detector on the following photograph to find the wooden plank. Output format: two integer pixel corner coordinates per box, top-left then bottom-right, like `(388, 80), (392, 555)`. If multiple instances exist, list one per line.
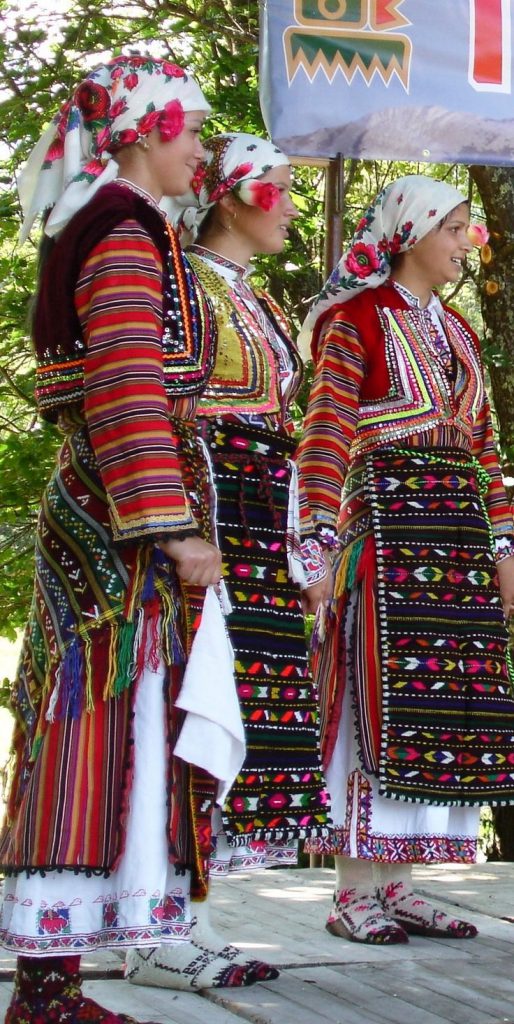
(277, 964), (487, 1023)
(409, 959), (514, 1018)
(83, 979), (252, 1023)
(0, 986), (12, 1014)
(206, 973), (394, 1024)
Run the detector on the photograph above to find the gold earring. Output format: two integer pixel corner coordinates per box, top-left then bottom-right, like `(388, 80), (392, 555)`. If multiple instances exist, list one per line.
(137, 137), (150, 151)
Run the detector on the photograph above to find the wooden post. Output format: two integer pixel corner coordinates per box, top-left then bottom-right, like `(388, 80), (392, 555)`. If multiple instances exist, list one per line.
(308, 153), (345, 872)
(324, 153), (345, 277)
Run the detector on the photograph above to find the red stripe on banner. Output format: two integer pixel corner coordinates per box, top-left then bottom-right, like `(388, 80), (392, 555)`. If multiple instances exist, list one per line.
(472, 0), (504, 85)
(373, 0), (404, 29)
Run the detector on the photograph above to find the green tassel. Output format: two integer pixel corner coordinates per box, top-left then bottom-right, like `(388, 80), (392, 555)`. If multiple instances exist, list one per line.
(30, 734), (43, 764)
(112, 618), (136, 697)
(346, 537), (365, 590)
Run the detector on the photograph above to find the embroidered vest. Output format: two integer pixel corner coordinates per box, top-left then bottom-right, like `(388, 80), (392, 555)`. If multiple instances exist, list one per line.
(33, 184), (216, 421)
(187, 252), (302, 418)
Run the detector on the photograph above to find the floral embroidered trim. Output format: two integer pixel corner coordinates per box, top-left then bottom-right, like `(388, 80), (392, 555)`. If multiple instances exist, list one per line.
(301, 537), (327, 587)
(495, 535), (514, 563)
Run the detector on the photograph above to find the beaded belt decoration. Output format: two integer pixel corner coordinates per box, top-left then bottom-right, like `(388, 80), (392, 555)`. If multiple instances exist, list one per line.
(365, 447), (514, 806)
(197, 417), (329, 843)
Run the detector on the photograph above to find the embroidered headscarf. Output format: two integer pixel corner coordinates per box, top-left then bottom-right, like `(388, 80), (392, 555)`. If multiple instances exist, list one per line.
(298, 174), (467, 360)
(19, 54), (210, 242)
(168, 131), (289, 237)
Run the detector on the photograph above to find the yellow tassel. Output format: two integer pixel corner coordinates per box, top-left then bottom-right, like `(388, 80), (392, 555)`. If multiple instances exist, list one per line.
(103, 624), (118, 701)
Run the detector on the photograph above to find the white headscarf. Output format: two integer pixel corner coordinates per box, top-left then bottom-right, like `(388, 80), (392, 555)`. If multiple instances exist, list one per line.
(167, 131), (289, 237)
(18, 54), (210, 242)
(298, 174), (467, 360)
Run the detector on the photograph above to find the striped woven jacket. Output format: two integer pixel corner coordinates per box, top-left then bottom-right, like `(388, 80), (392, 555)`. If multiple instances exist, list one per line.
(298, 283), (513, 538)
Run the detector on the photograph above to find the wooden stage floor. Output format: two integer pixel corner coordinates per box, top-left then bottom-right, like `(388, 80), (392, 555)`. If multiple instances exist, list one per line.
(1, 862), (514, 1023)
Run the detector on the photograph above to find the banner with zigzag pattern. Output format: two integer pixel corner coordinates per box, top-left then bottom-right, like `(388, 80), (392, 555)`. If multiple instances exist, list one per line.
(259, 0), (514, 164)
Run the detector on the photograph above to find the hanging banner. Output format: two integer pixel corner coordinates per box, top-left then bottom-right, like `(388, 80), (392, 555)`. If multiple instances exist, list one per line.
(259, 0), (514, 164)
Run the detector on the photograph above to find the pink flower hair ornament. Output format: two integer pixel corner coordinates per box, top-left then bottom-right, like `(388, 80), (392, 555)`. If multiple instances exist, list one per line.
(467, 222), (490, 247)
(234, 178), (281, 212)
(158, 99), (185, 141)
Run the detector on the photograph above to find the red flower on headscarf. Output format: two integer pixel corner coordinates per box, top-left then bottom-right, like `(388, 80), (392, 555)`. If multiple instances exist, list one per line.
(81, 159), (104, 178)
(191, 165), (206, 196)
(123, 72), (139, 91)
(208, 182), (230, 203)
(207, 161), (255, 203)
(388, 232), (403, 255)
(137, 108), (162, 135)
(229, 161), (254, 183)
(344, 241), (381, 278)
(74, 80), (111, 123)
(44, 138), (65, 163)
(95, 126), (112, 154)
(109, 98), (128, 120)
(112, 56), (148, 68)
(113, 128), (139, 147)
(55, 100), (71, 139)
(158, 99), (185, 141)
(162, 61), (186, 78)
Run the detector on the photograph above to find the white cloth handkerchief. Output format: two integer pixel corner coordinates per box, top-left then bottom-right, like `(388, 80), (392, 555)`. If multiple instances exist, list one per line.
(173, 584), (245, 804)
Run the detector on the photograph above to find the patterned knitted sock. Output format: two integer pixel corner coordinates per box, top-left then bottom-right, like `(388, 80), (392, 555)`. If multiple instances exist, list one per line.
(327, 887), (409, 944)
(6, 955), (159, 1024)
(374, 864), (478, 938)
(190, 899), (279, 980)
(326, 856), (408, 944)
(125, 940), (275, 990)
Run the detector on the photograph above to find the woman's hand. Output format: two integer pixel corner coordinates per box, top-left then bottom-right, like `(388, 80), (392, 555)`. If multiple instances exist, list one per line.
(497, 555), (514, 620)
(159, 536), (222, 587)
(301, 552), (334, 615)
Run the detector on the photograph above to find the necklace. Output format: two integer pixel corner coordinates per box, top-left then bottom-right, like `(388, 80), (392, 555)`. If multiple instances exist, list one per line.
(115, 177), (164, 215)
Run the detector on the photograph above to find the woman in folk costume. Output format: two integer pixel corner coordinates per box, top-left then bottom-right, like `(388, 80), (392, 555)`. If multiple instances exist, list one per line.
(151, 131), (331, 954)
(297, 174), (514, 945)
(0, 57), (281, 1023)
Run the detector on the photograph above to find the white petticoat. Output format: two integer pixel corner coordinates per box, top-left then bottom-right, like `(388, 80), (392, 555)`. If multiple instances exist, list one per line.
(326, 684), (479, 862)
(0, 658), (191, 956)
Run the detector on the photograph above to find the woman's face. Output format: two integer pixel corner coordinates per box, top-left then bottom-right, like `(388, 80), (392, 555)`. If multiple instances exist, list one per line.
(232, 165), (298, 257)
(405, 202), (472, 289)
(146, 109), (207, 198)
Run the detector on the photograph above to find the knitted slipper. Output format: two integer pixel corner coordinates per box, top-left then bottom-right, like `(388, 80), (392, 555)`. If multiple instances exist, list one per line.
(190, 914), (279, 980)
(326, 887), (408, 945)
(125, 941), (276, 990)
(378, 881), (478, 939)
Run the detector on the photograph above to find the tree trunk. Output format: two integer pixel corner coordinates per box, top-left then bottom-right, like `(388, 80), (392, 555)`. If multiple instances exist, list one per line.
(470, 165), (514, 858)
(469, 165), (514, 473)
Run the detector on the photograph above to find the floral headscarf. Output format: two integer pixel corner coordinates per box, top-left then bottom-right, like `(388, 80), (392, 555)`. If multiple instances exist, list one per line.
(19, 54), (210, 242)
(298, 174), (467, 360)
(168, 131), (289, 237)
